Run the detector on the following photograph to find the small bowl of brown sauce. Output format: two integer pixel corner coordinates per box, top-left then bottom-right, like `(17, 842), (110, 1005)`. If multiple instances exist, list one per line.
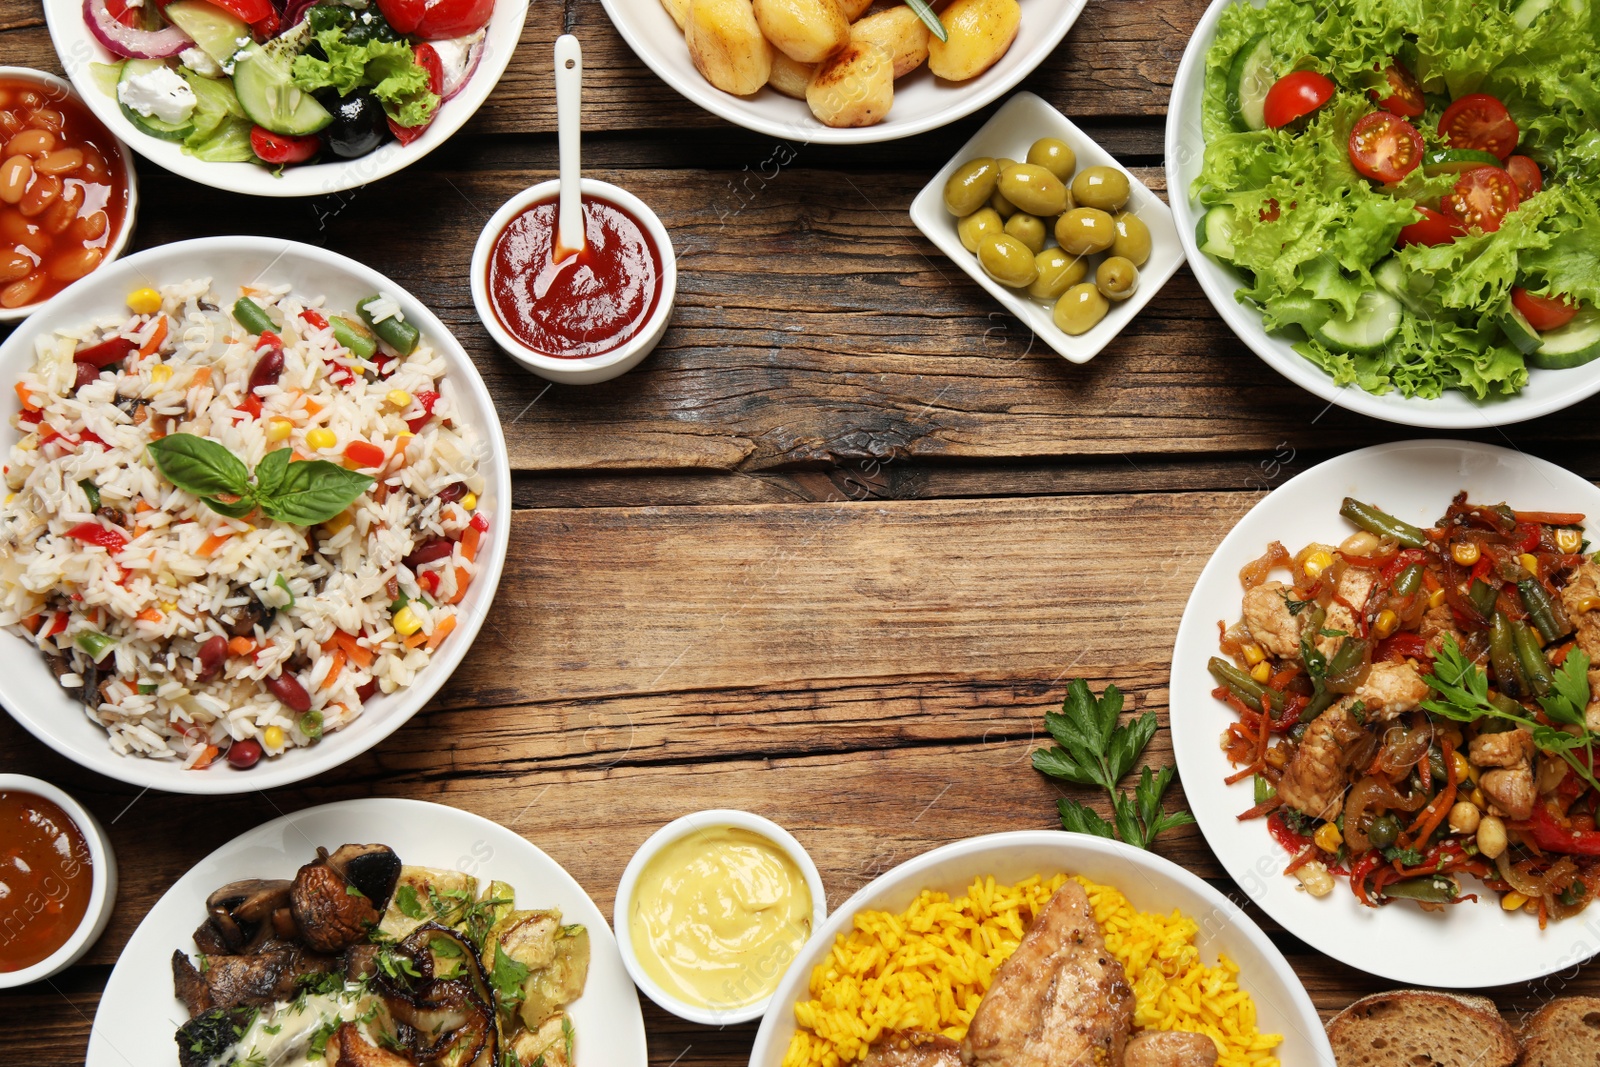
(0, 775), (117, 987)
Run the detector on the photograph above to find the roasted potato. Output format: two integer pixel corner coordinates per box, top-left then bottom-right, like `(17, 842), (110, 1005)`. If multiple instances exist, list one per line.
(661, 0), (690, 30)
(752, 0), (849, 63)
(769, 51), (816, 99)
(687, 0), (774, 96)
(835, 0), (872, 17)
(848, 7), (929, 79)
(926, 0), (1020, 81)
(806, 41), (893, 127)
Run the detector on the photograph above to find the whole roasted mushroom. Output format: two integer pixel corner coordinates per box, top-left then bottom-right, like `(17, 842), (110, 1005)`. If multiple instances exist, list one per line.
(289, 844), (399, 953)
(193, 878), (294, 955)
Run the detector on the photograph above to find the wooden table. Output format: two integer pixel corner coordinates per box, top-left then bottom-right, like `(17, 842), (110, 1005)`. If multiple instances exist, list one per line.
(5, 1), (1599, 1061)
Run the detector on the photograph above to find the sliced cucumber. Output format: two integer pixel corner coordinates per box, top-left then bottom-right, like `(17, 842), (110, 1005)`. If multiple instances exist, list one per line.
(117, 59), (195, 142)
(1499, 303), (1544, 356)
(231, 41), (331, 137)
(1312, 289), (1403, 355)
(1422, 148), (1501, 176)
(1373, 257), (1429, 316)
(163, 0), (249, 68)
(1228, 33), (1275, 133)
(89, 60), (123, 99)
(1196, 205), (1239, 262)
(1529, 307), (1600, 369)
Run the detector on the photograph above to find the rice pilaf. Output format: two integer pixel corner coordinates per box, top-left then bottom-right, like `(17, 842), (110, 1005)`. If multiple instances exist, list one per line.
(0, 278), (488, 770)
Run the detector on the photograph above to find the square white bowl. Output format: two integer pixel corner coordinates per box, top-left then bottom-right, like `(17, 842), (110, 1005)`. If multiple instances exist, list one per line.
(910, 92), (1185, 364)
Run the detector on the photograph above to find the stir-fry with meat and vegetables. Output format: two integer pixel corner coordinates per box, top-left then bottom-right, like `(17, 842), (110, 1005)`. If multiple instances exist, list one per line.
(1212, 494), (1600, 924)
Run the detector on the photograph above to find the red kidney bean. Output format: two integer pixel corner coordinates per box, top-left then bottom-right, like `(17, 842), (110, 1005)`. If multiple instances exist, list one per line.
(197, 634), (227, 680)
(248, 346), (284, 395)
(436, 481), (468, 505)
(403, 538), (454, 568)
(72, 360), (99, 391)
(226, 738), (262, 769)
(265, 670), (311, 712)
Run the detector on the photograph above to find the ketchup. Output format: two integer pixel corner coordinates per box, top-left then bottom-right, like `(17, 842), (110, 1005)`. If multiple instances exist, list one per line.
(486, 195), (662, 359)
(0, 791), (92, 972)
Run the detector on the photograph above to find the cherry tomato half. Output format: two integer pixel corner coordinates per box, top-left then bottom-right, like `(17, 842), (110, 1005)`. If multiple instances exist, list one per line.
(1439, 93), (1520, 160)
(1441, 166), (1521, 233)
(376, 0), (493, 39)
(1372, 60), (1425, 118)
(414, 43), (445, 96)
(201, 0), (275, 22)
(1512, 287), (1579, 331)
(1506, 155), (1543, 200)
(1397, 205), (1464, 247)
(1263, 71), (1337, 129)
(250, 127), (321, 165)
(1348, 111), (1423, 183)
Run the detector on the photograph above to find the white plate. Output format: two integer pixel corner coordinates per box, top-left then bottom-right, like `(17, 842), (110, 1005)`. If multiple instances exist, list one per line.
(1169, 439), (1600, 987)
(597, 0), (1088, 144)
(910, 92), (1184, 364)
(748, 830), (1334, 1067)
(87, 799), (648, 1066)
(43, 0), (529, 198)
(1165, 0), (1600, 428)
(0, 236), (511, 795)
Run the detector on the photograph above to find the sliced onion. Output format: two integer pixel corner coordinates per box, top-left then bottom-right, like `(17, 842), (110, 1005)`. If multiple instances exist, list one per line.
(83, 0), (192, 58)
(1239, 540), (1291, 591)
(434, 29), (486, 101)
(1377, 720), (1434, 776)
(1497, 850), (1547, 899)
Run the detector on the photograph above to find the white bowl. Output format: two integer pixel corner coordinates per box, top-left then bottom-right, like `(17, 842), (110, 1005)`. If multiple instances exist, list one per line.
(0, 774), (117, 988)
(613, 809), (827, 1026)
(1166, 0), (1600, 428)
(0, 67), (138, 324)
(471, 177), (677, 385)
(596, 0), (1089, 144)
(43, 0), (529, 198)
(747, 831), (1336, 1067)
(0, 236), (511, 795)
(911, 92), (1185, 364)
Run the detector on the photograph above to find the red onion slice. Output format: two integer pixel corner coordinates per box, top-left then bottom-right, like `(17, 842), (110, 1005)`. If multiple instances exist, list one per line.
(83, 0), (193, 59)
(433, 29), (485, 101)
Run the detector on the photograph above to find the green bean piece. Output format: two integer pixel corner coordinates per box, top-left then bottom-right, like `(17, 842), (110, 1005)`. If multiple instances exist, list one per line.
(78, 479), (99, 512)
(232, 297), (276, 337)
(357, 296), (420, 356)
(1394, 563), (1423, 596)
(330, 315), (378, 359)
(1340, 498), (1429, 549)
(74, 631), (116, 662)
(1488, 612), (1527, 700)
(1469, 579), (1497, 618)
(1254, 773), (1277, 805)
(1382, 874), (1460, 903)
(1208, 657), (1282, 713)
(1519, 578), (1573, 643)
(1512, 618), (1555, 696)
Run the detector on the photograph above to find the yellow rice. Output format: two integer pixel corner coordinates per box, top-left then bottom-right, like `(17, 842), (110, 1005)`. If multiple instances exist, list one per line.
(782, 874), (1282, 1067)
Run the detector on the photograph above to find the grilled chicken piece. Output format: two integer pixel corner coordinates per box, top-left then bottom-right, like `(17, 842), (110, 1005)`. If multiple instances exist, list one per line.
(1418, 601), (1463, 656)
(1277, 699), (1370, 821)
(1240, 582), (1306, 659)
(1470, 728), (1538, 821)
(1562, 562), (1600, 661)
(292, 850), (382, 953)
(1351, 662), (1430, 721)
(863, 1030), (963, 1067)
(1123, 1030), (1219, 1067)
(1470, 729), (1535, 769)
(1321, 566), (1378, 658)
(325, 1022), (413, 1067)
(962, 880), (1132, 1067)
(172, 942), (338, 1012)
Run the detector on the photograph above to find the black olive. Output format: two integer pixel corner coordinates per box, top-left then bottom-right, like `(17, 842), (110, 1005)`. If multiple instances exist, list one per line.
(324, 92), (389, 159)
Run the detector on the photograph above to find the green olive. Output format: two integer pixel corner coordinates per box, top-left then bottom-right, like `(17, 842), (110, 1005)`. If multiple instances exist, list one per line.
(994, 157), (1017, 172)
(1053, 282), (1110, 336)
(1027, 248), (1087, 300)
(957, 207), (1004, 253)
(1003, 212), (1047, 254)
(1054, 207), (1116, 256)
(1071, 165), (1131, 212)
(1096, 256), (1139, 301)
(976, 232), (1040, 290)
(943, 157), (1000, 217)
(1112, 212), (1152, 267)
(989, 187), (1018, 219)
(1026, 137), (1076, 182)
(997, 164), (1068, 217)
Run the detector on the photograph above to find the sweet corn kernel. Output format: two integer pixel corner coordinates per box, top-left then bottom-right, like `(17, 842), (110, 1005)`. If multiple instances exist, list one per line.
(1429, 587), (1447, 609)
(1250, 661), (1272, 683)
(1578, 596), (1600, 615)
(160, 601), (176, 613)
(1304, 550), (1334, 578)
(1374, 609), (1399, 639)
(150, 363), (172, 384)
(1556, 528), (1584, 554)
(126, 287), (161, 315)
(386, 389), (412, 409)
(3, 493), (13, 505)
(1451, 751), (1472, 781)
(1451, 542), (1481, 566)
(1241, 642), (1266, 666)
(1521, 553), (1540, 576)
(1502, 891), (1529, 911)
(1471, 786), (1487, 808)
(321, 510), (352, 534)
(262, 725), (285, 749)
(266, 417), (294, 442)
(306, 428), (336, 450)
(392, 604), (422, 636)
(461, 492), (477, 512)
(1314, 822), (1343, 853)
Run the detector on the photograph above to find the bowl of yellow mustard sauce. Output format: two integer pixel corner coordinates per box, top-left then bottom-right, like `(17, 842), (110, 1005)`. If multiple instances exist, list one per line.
(614, 809), (827, 1025)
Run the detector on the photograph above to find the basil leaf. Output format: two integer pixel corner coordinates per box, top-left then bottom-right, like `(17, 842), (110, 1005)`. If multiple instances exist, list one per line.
(255, 447), (292, 498)
(202, 496), (258, 519)
(147, 434), (252, 498)
(256, 459), (372, 526)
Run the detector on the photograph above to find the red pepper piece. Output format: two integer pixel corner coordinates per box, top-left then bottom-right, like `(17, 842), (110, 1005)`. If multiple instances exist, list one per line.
(64, 522), (127, 553)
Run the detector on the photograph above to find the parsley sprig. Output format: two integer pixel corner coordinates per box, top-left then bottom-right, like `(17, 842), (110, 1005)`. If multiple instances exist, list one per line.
(1032, 679), (1195, 849)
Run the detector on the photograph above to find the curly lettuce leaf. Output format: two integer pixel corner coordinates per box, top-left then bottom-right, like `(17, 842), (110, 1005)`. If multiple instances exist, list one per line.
(290, 28), (439, 128)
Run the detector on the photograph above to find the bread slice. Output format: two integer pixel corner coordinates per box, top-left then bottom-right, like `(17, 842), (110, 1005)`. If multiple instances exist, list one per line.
(1518, 996), (1600, 1066)
(1325, 990), (1518, 1067)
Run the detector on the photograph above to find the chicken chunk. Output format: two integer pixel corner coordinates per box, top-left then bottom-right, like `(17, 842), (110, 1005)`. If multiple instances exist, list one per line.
(963, 880), (1132, 1067)
(1482, 764), (1537, 820)
(1320, 566), (1378, 658)
(1469, 728), (1535, 769)
(1240, 582), (1305, 659)
(1123, 1030), (1220, 1067)
(1561, 562), (1600, 661)
(864, 1031), (963, 1067)
(1587, 668), (1600, 732)
(1418, 601), (1463, 656)
(1351, 662), (1430, 721)
(1277, 699), (1369, 821)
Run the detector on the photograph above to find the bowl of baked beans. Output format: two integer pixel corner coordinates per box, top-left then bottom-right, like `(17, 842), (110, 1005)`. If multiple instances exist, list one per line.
(0, 67), (136, 323)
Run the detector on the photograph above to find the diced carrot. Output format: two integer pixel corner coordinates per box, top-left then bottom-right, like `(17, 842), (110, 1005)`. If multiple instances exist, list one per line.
(403, 630), (428, 649)
(227, 636), (255, 656)
(193, 744), (219, 770)
(14, 382), (37, 411)
(425, 614), (456, 651)
(135, 500), (154, 513)
(449, 567), (471, 604)
(21, 613), (40, 633)
(138, 316), (168, 357)
(302, 398), (322, 416)
(137, 607), (163, 623)
(197, 530), (233, 557)
(334, 630), (374, 668)
(191, 366), (211, 386)
(321, 648), (345, 690)
(460, 526), (480, 563)
(131, 525), (147, 538)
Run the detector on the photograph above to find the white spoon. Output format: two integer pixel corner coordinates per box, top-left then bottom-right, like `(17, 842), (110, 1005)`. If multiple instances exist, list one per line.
(554, 33), (584, 262)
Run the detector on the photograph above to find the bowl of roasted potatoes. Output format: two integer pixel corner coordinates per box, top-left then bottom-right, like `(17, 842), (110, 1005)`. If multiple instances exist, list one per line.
(598, 0), (1091, 142)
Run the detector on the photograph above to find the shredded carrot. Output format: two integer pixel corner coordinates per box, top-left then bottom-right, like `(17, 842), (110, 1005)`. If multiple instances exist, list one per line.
(460, 526), (480, 562)
(333, 630), (374, 668)
(137, 607), (163, 623)
(321, 649), (346, 689)
(426, 614), (456, 651)
(1404, 737), (1458, 847)
(191, 366), (211, 386)
(138, 316), (168, 357)
(227, 636), (255, 656)
(197, 530), (233, 557)
(449, 566), (470, 604)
